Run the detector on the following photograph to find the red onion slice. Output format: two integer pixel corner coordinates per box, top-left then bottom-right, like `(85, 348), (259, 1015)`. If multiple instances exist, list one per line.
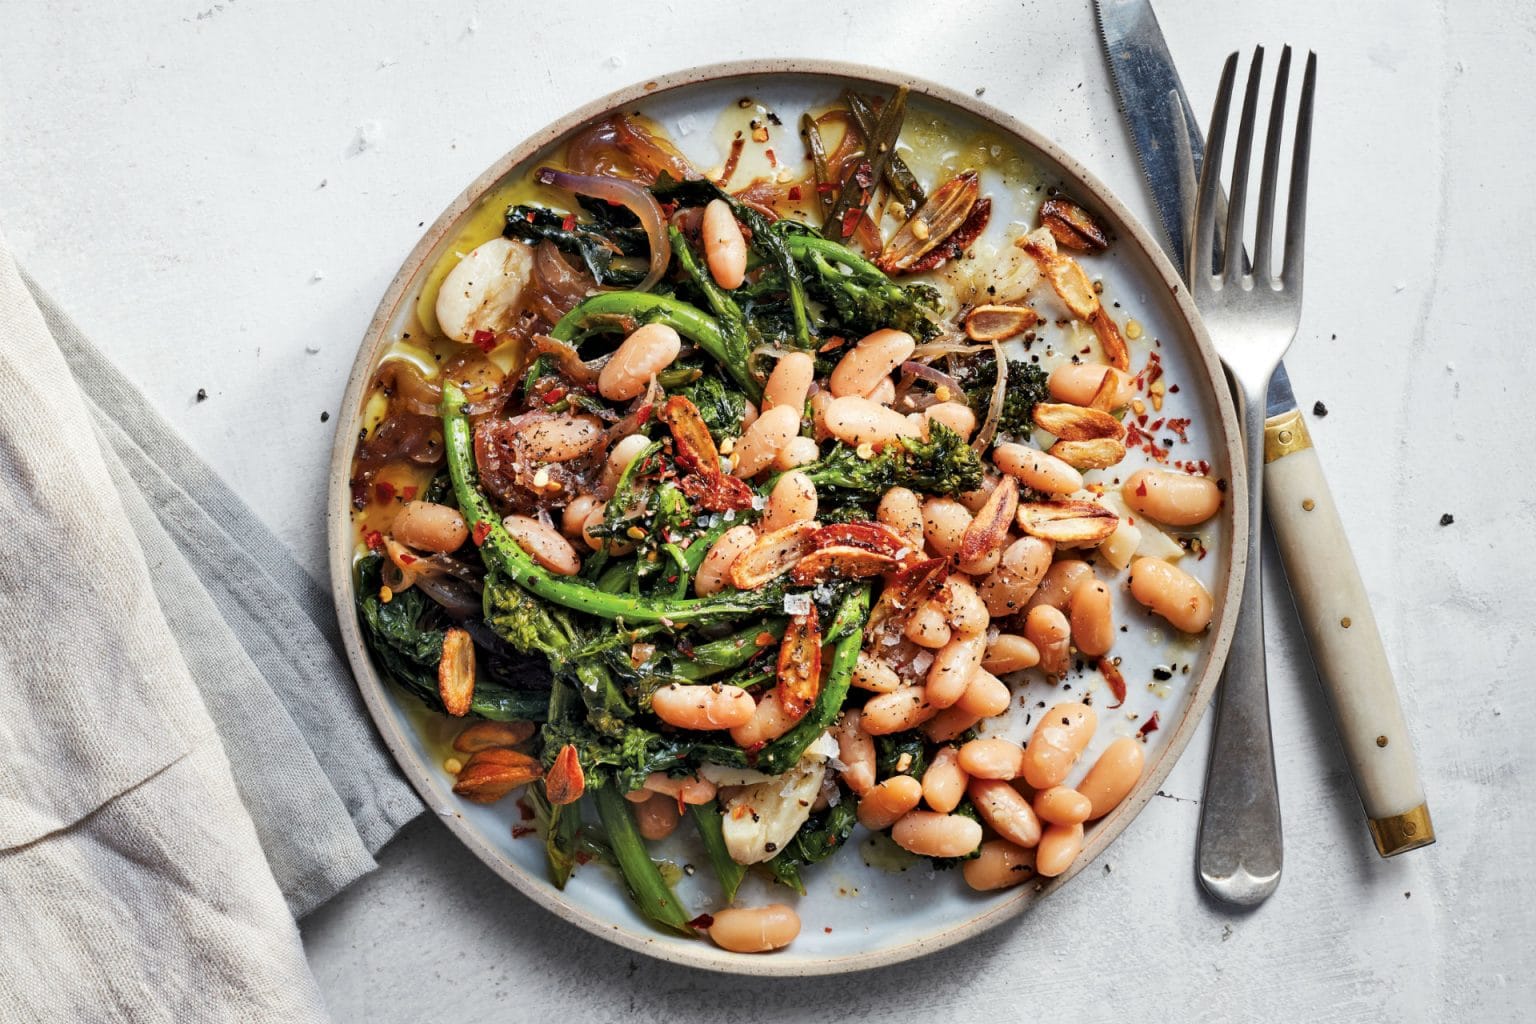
(899, 360), (965, 398)
(971, 341), (1007, 454)
(534, 167), (669, 293)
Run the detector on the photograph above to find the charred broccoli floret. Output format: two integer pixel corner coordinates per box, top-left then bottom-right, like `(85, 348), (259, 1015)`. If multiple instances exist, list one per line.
(799, 422), (984, 498)
(953, 352), (1049, 441)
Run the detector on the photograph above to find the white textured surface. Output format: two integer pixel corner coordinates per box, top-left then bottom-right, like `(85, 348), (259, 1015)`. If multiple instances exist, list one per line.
(2, 1), (1531, 1021)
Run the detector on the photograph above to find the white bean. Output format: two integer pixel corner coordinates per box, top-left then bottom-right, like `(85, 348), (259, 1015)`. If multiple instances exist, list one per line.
(732, 404), (800, 478)
(829, 328), (915, 398)
(762, 351), (815, 413)
(503, 514), (582, 575)
(702, 199), (748, 290)
(761, 471), (817, 532)
(823, 396), (921, 447)
(598, 323), (681, 401)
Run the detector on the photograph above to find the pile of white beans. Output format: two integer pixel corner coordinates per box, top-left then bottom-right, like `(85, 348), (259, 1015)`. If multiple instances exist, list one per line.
(392, 197), (1226, 954)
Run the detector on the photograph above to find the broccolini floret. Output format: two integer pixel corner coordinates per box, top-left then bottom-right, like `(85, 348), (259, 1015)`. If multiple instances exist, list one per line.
(799, 422), (984, 499)
(953, 352), (1049, 441)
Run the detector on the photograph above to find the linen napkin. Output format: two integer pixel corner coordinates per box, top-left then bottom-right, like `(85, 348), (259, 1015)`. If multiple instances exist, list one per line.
(0, 234), (422, 1021)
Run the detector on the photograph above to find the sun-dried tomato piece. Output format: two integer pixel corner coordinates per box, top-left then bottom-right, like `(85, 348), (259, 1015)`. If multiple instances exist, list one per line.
(657, 395), (722, 476)
(679, 471), (755, 512)
(777, 606), (823, 720)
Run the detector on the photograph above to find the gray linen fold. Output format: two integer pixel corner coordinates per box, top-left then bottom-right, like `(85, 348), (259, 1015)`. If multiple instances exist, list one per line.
(0, 234), (422, 1020)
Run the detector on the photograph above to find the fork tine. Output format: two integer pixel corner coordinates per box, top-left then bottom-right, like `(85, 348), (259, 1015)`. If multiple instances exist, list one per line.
(1252, 45), (1292, 285)
(1282, 51), (1317, 288)
(1191, 53), (1239, 289)
(1222, 47), (1265, 282)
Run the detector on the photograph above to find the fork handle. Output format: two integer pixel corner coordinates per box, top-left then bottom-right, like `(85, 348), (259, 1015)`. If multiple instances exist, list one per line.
(1197, 384), (1283, 906)
(1262, 410), (1435, 856)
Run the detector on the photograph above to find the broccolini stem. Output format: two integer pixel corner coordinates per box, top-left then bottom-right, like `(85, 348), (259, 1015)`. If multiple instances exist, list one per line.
(667, 618), (787, 682)
(593, 783), (696, 937)
(753, 585), (871, 776)
(666, 228), (762, 400)
(687, 801), (746, 904)
(443, 383), (780, 625)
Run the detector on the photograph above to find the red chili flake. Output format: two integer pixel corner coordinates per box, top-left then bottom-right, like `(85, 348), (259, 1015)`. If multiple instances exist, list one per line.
(401, 485), (418, 500)
(1198, 459), (1211, 474)
(840, 208), (864, 238)
(375, 480), (397, 502)
(1167, 417), (1192, 443)
(398, 552), (416, 565)
(815, 181), (836, 194)
(1169, 384), (1181, 393)
(472, 521), (492, 546)
(1134, 481), (1148, 497)
(1138, 711), (1161, 738)
(574, 851), (592, 866)
(472, 329), (497, 352)
(687, 913), (715, 930)
(1097, 657), (1127, 709)
(824, 927), (833, 934)
(511, 825), (536, 838)
(635, 403), (654, 426)
(541, 386), (568, 405)
(524, 211), (536, 223)
(560, 213), (576, 231)
(756, 631), (776, 647)
(765, 147), (777, 167)
(787, 185), (802, 201)
(1148, 417), (1165, 431)
(515, 798), (535, 821)
(364, 530), (384, 551)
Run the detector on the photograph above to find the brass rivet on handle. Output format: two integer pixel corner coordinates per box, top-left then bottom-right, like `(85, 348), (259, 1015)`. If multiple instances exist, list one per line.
(1376, 735), (1388, 748)
(1278, 429), (1293, 444)
(1341, 617), (1352, 628)
(1302, 498), (1316, 511)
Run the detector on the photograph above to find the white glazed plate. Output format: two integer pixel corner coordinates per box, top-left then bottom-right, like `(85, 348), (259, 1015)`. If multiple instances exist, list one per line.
(327, 60), (1245, 976)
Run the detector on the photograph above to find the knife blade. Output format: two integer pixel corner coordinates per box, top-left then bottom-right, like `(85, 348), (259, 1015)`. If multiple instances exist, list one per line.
(1095, 0), (1435, 860)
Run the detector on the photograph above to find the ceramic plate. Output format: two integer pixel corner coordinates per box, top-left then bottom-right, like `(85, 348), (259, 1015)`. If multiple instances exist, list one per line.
(327, 59), (1245, 976)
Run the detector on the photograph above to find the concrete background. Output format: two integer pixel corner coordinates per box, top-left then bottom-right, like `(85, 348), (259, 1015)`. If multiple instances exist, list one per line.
(2, 1), (1532, 1021)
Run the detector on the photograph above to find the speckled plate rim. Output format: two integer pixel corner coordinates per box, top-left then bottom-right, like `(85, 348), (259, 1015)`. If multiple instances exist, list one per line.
(327, 58), (1248, 977)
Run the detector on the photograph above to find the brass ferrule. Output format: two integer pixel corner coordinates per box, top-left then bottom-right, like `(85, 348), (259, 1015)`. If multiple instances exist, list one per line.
(1368, 803), (1436, 858)
(1263, 407), (1314, 463)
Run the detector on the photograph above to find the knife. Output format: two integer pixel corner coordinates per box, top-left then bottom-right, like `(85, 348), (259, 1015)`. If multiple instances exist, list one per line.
(1095, 0), (1434, 860)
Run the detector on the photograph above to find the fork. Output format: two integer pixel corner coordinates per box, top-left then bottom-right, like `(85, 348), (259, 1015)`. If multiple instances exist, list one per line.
(1190, 45), (1316, 906)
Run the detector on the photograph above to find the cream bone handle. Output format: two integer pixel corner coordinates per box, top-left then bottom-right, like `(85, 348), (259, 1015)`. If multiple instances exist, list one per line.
(1262, 410), (1434, 857)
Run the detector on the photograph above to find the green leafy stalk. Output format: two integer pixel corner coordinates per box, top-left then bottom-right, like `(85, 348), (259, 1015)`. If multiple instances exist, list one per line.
(765, 799), (858, 891)
(443, 383), (782, 625)
(592, 783), (695, 937)
(667, 228), (762, 399)
(826, 85), (908, 240)
(844, 91), (925, 214)
(688, 801), (747, 904)
(355, 555), (548, 721)
(526, 785), (583, 889)
(754, 585), (871, 776)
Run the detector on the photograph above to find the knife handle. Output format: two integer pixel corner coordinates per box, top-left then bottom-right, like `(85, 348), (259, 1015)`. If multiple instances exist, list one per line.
(1262, 410), (1434, 856)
